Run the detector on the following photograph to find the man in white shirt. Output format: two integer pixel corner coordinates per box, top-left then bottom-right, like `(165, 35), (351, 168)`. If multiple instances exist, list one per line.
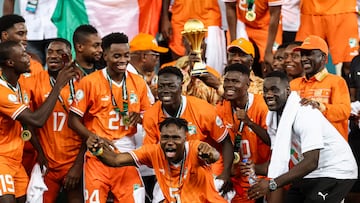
(248, 71), (358, 203)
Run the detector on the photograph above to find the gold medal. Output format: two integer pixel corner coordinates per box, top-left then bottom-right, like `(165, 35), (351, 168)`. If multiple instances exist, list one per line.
(245, 10), (256, 22)
(92, 147), (103, 156)
(233, 152), (240, 164)
(21, 130), (32, 141)
(122, 114), (130, 126)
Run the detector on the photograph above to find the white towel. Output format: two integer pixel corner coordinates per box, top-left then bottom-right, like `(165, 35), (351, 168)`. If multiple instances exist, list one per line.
(214, 178), (236, 202)
(267, 92), (301, 178)
(26, 164), (48, 203)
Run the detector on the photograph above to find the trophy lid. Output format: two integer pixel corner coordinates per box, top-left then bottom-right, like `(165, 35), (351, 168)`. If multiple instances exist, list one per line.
(181, 19), (207, 34)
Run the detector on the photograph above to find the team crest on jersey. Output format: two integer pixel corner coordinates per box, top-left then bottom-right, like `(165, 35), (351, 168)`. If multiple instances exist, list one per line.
(349, 38), (358, 48)
(129, 92), (138, 104)
(188, 125), (196, 135)
(68, 94), (73, 105)
(23, 93), (29, 104)
(22, 73), (31, 78)
(8, 94), (18, 103)
(75, 89), (84, 101)
(215, 116), (223, 127)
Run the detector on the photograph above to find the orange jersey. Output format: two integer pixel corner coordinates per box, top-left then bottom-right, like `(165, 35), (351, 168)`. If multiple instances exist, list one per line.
(216, 94), (270, 163)
(31, 71), (82, 169)
(28, 58), (44, 75)
(229, 0), (282, 29)
(290, 69), (351, 140)
(215, 94), (270, 201)
(300, 0), (357, 15)
(0, 79), (29, 166)
(138, 0), (162, 36)
(143, 95), (228, 146)
(70, 69), (151, 140)
(169, 0), (222, 55)
(130, 140), (227, 203)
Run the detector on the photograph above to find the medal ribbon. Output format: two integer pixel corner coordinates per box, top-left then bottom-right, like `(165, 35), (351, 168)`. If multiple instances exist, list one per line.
(74, 61), (90, 76)
(247, 0), (255, 11)
(167, 150), (187, 203)
(50, 77), (68, 113)
(105, 71), (128, 117)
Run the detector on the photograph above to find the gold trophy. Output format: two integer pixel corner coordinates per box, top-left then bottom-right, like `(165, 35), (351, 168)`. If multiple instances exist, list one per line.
(181, 19), (208, 76)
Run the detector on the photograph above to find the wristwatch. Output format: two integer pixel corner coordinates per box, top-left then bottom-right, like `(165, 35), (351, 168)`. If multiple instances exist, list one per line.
(269, 179), (278, 191)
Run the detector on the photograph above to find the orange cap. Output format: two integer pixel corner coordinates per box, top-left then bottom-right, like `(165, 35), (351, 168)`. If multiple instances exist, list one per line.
(294, 35), (328, 56)
(227, 38), (255, 57)
(130, 33), (168, 53)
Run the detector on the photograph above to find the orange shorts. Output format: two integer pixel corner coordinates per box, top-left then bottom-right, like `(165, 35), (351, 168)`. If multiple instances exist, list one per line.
(43, 165), (72, 203)
(84, 155), (143, 203)
(246, 24), (283, 62)
(0, 163), (28, 198)
(296, 12), (359, 64)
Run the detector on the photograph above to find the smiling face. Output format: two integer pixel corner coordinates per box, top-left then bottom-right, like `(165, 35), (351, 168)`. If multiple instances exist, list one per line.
(263, 77), (290, 114)
(160, 123), (187, 163)
(272, 48), (285, 72)
(284, 44), (303, 80)
(157, 73), (182, 107)
(78, 33), (103, 63)
(104, 43), (130, 76)
(227, 48), (254, 69)
(10, 44), (31, 74)
(300, 49), (326, 79)
(46, 41), (72, 72)
(223, 71), (249, 101)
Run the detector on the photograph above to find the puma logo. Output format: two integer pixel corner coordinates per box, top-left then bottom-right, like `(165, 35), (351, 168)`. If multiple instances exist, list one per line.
(317, 191), (328, 200)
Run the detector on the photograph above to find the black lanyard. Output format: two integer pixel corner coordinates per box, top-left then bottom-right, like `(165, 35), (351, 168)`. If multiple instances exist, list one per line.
(74, 61), (90, 76)
(49, 76), (68, 113)
(233, 99), (249, 153)
(105, 71), (128, 116)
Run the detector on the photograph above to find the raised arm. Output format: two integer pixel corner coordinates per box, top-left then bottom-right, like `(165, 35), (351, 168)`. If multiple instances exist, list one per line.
(16, 66), (76, 127)
(86, 135), (136, 167)
(263, 5), (281, 68)
(225, 2), (238, 41)
(3, 0), (15, 14)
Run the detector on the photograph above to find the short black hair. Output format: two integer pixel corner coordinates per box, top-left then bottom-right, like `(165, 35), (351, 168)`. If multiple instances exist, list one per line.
(159, 117), (188, 133)
(265, 70), (290, 83)
(73, 24), (98, 45)
(49, 38), (72, 50)
(287, 41), (303, 47)
(101, 32), (128, 51)
(158, 66), (184, 82)
(277, 43), (289, 50)
(0, 41), (21, 66)
(0, 14), (25, 35)
(224, 63), (251, 76)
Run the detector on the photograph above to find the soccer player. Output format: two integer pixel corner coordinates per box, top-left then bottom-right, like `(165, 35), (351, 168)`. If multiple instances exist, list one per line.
(72, 24), (104, 78)
(0, 40), (75, 203)
(216, 63), (270, 202)
(143, 66), (234, 194)
(31, 38), (84, 203)
(87, 117), (228, 203)
(68, 32), (151, 203)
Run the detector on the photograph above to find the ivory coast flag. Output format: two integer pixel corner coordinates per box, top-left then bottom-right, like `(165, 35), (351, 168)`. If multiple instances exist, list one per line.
(51, 0), (161, 46)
